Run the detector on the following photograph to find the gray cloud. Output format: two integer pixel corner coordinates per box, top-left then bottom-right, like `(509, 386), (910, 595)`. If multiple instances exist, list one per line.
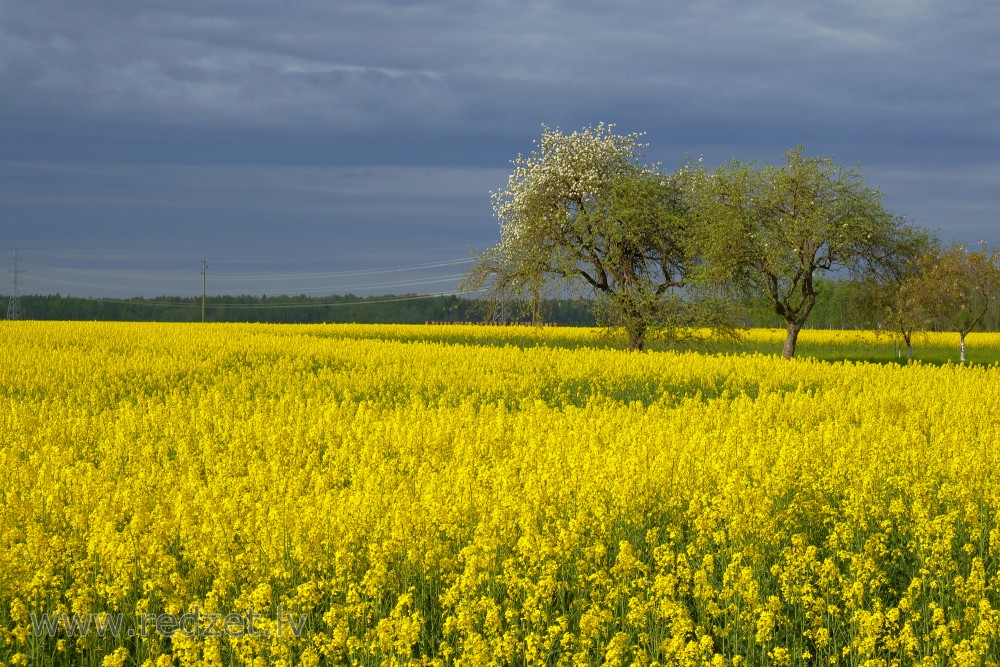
(1, 0), (998, 296)
(4, 0), (994, 132)
(1, 160), (503, 296)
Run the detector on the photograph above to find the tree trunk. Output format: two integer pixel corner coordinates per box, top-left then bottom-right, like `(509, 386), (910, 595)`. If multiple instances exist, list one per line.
(626, 322), (646, 351)
(960, 332), (966, 363)
(781, 322), (802, 360)
(903, 332), (913, 364)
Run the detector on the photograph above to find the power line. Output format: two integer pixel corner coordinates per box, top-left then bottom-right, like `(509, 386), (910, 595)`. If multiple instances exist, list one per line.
(16, 257), (477, 299)
(23, 246), (477, 266)
(211, 258), (475, 280)
(26, 272), (469, 296)
(20, 257), (475, 282)
(82, 290), (476, 310)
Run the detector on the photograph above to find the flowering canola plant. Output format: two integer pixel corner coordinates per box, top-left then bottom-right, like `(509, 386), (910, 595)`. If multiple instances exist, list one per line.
(1, 322), (1000, 666)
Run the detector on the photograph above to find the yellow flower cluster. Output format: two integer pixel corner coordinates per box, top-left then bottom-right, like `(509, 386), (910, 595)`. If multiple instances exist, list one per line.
(1, 322), (999, 666)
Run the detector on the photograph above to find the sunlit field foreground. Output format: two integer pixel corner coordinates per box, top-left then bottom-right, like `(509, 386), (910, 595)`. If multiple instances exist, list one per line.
(2, 323), (1000, 667)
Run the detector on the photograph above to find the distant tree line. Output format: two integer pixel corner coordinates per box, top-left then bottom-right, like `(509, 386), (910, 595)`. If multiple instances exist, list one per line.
(10, 293), (599, 326)
(10, 278), (1000, 339)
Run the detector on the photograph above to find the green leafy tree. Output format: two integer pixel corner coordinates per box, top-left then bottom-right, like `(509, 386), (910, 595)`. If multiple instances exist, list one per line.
(462, 124), (734, 350)
(684, 145), (914, 359)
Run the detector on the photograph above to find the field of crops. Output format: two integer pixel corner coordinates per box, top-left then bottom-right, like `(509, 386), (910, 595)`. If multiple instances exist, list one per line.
(2, 322), (1000, 667)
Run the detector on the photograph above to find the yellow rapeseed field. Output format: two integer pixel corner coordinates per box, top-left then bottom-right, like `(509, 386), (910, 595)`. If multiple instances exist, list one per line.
(1, 322), (999, 667)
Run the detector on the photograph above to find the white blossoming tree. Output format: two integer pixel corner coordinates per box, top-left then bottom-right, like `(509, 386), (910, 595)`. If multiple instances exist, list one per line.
(462, 123), (735, 350)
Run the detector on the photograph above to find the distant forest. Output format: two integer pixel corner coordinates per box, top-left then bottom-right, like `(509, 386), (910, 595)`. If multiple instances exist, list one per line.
(12, 293), (597, 325)
(10, 279), (1000, 330)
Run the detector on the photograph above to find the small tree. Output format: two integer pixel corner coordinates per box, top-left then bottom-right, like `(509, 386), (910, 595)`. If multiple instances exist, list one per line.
(848, 228), (936, 362)
(461, 244), (549, 324)
(899, 243), (1000, 363)
(685, 145), (913, 359)
(462, 124), (734, 350)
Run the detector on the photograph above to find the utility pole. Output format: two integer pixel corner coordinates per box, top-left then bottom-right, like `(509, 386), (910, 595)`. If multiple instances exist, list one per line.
(492, 297), (508, 325)
(201, 258), (207, 323)
(7, 249), (23, 320)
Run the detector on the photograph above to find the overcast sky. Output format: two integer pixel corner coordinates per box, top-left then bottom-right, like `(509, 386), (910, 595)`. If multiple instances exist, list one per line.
(1, 0), (998, 298)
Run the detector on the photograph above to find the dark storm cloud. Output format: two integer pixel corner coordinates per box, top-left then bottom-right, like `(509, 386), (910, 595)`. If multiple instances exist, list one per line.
(0, 0), (997, 296)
